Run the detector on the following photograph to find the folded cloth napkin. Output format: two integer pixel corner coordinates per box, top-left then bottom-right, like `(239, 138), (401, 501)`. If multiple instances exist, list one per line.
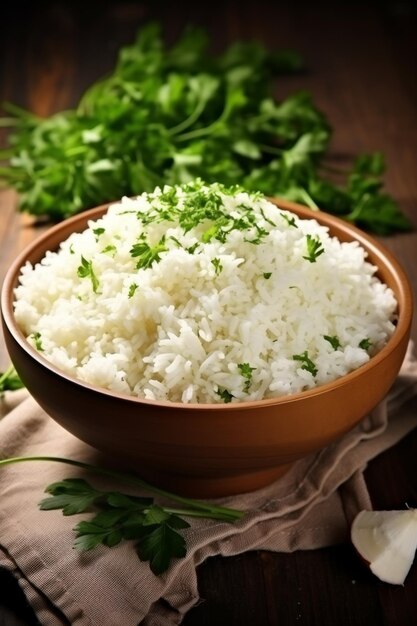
(0, 342), (416, 626)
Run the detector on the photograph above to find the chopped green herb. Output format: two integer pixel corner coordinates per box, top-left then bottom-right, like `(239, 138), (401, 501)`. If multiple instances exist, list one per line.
(31, 331), (44, 351)
(130, 235), (167, 269)
(186, 242), (199, 255)
(281, 213), (298, 228)
(359, 338), (372, 350)
(323, 335), (341, 350)
(217, 388), (234, 403)
(243, 225), (268, 244)
(101, 244), (117, 256)
(93, 227), (105, 239)
(69, 243), (75, 255)
(263, 272), (272, 279)
(211, 258), (223, 275)
(303, 234), (325, 263)
(292, 350), (318, 376)
(77, 256), (100, 293)
(168, 235), (183, 248)
(238, 363), (256, 392)
(128, 283), (139, 298)
(260, 207), (276, 227)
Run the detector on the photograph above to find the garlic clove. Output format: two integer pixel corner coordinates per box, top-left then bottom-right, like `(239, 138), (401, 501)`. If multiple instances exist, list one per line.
(351, 509), (417, 585)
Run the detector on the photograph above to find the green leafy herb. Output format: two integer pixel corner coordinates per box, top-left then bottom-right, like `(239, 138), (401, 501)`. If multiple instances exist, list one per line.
(263, 272), (272, 279)
(0, 364), (24, 394)
(93, 227), (105, 239)
(359, 338), (372, 350)
(130, 235), (167, 269)
(128, 283), (139, 298)
(292, 350), (318, 376)
(281, 213), (298, 228)
(77, 256), (100, 292)
(101, 244), (116, 256)
(0, 25), (410, 234)
(217, 388), (234, 403)
(303, 234), (325, 263)
(238, 362), (256, 392)
(31, 331), (44, 351)
(0, 456), (244, 576)
(323, 335), (341, 350)
(211, 257), (223, 275)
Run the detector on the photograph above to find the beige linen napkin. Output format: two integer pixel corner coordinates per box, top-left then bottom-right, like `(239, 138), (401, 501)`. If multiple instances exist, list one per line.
(0, 342), (417, 626)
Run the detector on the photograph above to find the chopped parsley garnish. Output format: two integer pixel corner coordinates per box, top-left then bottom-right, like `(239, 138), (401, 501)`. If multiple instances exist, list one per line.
(130, 235), (167, 269)
(77, 256), (100, 293)
(281, 213), (298, 227)
(69, 243), (75, 255)
(263, 272), (272, 279)
(292, 350), (318, 376)
(93, 227), (105, 239)
(259, 207), (276, 227)
(217, 388), (234, 403)
(128, 283), (139, 298)
(101, 244), (116, 256)
(238, 363), (256, 392)
(211, 258), (223, 275)
(31, 332), (44, 351)
(359, 338), (372, 350)
(303, 234), (325, 263)
(323, 335), (341, 350)
(186, 242), (199, 255)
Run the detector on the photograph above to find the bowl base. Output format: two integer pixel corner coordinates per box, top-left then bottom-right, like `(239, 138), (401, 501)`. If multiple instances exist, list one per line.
(135, 463), (293, 498)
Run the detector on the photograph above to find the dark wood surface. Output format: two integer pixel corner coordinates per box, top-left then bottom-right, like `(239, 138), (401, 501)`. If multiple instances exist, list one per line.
(1, 2), (416, 625)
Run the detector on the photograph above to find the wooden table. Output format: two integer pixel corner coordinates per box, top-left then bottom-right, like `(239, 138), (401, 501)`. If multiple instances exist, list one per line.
(1, 2), (416, 624)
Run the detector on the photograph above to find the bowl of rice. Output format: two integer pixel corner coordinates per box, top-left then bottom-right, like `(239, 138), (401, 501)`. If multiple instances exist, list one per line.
(1, 181), (412, 496)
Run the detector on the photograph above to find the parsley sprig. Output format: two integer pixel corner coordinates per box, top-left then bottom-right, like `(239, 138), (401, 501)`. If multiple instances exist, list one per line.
(238, 363), (256, 392)
(0, 456), (244, 575)
(292, 350), (318, 376)
(130, 235), (167, 269)
(77, 256), (100, 292)
(303, 234), (325, 263)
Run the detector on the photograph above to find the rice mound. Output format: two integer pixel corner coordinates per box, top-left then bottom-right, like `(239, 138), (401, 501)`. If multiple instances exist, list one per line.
(14, 181), (398, 404)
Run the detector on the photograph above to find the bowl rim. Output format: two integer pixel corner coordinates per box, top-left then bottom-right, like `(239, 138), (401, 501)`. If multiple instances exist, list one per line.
(1, 197), (413, 411)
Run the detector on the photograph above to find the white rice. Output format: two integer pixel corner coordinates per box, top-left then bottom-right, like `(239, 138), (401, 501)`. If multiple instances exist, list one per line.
(14, 181), (398, 404)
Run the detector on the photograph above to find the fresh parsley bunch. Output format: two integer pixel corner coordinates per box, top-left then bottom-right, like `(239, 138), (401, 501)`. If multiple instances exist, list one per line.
(0, 23), (411, 234)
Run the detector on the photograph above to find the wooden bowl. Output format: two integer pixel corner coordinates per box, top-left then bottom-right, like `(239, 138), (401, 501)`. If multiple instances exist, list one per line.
(1, 200), (413, 497)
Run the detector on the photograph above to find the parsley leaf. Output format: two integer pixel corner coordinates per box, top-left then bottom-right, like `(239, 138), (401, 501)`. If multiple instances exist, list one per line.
(323, 335), (341, 350)
(303, 234), (325, 263)
(130, 235), (167, 269)
(211, 257), (223, 275)
(238, 362), (256, 392)
(359, 338), (372, 350)
(128, 283), (139, 298)
(292, 350), (318, 376)
(77, 256), (100, 292)
(217, 388), (234, 403)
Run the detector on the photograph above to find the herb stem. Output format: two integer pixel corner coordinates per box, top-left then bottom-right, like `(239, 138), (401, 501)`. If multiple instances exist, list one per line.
(0, 455), (244, 521)
(0, 364), (14, 388)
